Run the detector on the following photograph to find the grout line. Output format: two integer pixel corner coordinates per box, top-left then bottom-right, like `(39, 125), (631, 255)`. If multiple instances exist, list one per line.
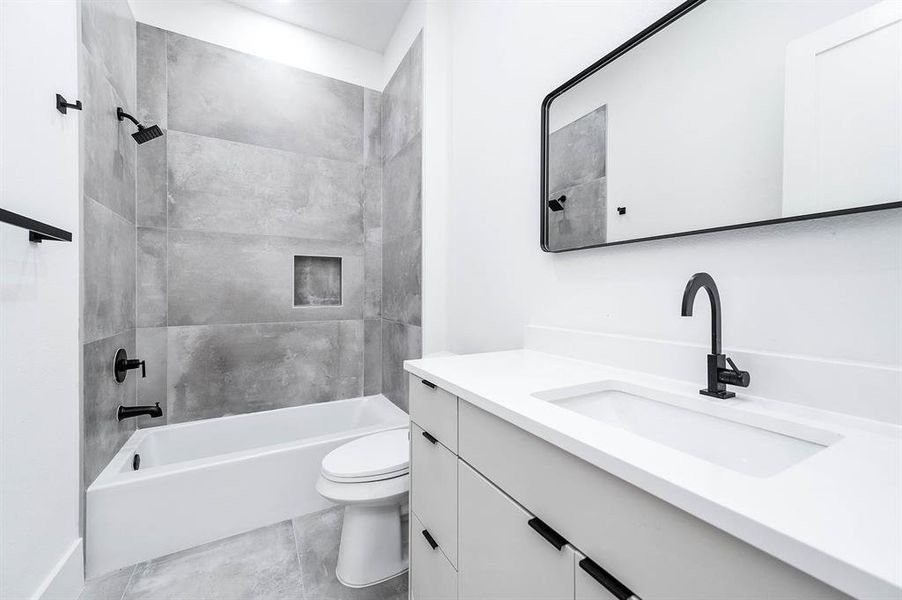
(289, 519), (308, 599)
(119, 563), (139, 600)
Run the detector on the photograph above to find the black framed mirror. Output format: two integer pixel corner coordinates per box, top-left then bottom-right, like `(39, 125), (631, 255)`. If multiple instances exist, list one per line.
(541, 0), (902, 252)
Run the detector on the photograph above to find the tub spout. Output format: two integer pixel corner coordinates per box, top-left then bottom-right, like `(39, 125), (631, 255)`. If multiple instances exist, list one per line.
(117, 403), (163, 421)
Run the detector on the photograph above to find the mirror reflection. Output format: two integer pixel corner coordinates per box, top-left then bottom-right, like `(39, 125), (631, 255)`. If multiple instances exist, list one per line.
(543, 0), (901, 251)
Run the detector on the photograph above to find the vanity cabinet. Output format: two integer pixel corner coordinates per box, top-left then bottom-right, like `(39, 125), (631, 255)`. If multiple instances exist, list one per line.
(458, 461), (576, 600)
(408, 374), (850, 600)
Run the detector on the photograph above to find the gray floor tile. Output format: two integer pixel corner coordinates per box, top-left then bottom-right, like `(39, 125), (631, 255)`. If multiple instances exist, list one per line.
(79, 565), (135, 600)
(123, 522), (303, 600)
(293, 508), (408, 600)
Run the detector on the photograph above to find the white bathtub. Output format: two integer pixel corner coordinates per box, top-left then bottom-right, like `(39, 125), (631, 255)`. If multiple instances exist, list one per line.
(86, 394), (408, 578)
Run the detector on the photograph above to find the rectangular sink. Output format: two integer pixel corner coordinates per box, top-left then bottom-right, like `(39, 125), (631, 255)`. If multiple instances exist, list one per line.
(533, 381), (841, 477)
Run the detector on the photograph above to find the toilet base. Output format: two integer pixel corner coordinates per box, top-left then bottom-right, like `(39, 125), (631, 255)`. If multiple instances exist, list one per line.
(335, 504), (409, 588)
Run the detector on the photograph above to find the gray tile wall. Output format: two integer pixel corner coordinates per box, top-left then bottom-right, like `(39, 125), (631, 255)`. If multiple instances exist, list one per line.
(80, 0), (138, 488)
(547, 104), (608, 250)
(381, 34), (424, 411)
(136, 27), (391, 424)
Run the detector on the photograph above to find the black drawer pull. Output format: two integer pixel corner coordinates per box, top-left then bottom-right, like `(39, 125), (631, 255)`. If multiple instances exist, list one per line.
(527, 517), (567, 551)
(579, 557), (639, 600)
(421, 379), (437, 389)
(421, 430), (438, 444)
(421, 529), (438, 550)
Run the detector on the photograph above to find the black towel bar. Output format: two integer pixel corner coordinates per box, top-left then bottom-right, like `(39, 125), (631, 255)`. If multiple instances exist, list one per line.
(0, 208), (72, 243)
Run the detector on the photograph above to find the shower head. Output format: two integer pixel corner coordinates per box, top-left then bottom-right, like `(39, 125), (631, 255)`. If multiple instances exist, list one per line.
(131, 124), (164, 144)
(117, 107), (164, 144)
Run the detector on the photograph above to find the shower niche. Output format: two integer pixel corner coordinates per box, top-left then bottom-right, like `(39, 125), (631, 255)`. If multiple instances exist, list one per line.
(294, 255), (343, 307)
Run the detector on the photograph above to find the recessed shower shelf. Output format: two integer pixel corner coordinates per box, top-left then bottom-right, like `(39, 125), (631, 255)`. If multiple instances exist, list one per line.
(0, 208), (72, 243)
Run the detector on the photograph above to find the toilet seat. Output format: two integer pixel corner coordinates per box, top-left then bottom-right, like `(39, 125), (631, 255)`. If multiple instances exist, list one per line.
(322, 428), (409, 483)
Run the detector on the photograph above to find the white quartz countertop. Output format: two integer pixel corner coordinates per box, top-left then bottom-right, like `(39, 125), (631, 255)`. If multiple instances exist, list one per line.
(404, 350), (902, 599)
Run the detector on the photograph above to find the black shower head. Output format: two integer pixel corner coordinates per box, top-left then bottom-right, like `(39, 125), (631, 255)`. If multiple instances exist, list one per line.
(131, 124), (164, 144)
(117, 107), (164, 144)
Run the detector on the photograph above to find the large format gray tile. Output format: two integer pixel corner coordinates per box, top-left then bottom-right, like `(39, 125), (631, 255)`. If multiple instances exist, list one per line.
(546, 177), (607, 251)
(136, 132), (167, 228)
(364, 319), (382, 395)
(81, 52), (137, 223)
(136, 23), (167, 129)
(293, 508), (408, 600)
(382, 232), (421, 326)
(167, 131), (364, 241)
(167, 33), (364, 163)
(167, 229), (363, 326)
(382, 136), (422, 243)
(381, 320), (421, 412)
(548, 104), (606, 194)
(137, 227), (166, 328)
(337, 320), (365, 400)
(364, 89), (383, 167)
(167, 321), (362, 422)
(84, 330), (136, 486)
(80, 0), (136, 107)
(79, 565), (135, 600)
(84, 197), (136, 343)
(382, 34), (423, 161)
(123, 521), (303, 600)
(364, 167), (383, 318)
(136, 327), (167, 428)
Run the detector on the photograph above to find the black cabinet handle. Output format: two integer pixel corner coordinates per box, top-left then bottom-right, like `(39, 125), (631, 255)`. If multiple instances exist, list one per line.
(421, 529), (438, 550)
(422, 430), (438, 444)
(527, 517), (567, 551)
(421, 379), (437, 389)
(579, 557), (639, 600)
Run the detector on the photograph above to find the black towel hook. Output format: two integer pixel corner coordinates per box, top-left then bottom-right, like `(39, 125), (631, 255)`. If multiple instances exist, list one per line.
(56, 93), (82, 114)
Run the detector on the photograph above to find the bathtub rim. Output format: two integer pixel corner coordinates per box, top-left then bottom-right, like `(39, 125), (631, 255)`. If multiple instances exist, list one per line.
(89, 394), (408, 491)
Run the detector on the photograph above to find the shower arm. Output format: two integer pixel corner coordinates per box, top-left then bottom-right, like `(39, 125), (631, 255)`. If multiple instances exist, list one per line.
(117, 107), (143, 129)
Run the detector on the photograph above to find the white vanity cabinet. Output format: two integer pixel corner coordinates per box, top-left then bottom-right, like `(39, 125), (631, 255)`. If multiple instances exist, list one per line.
(408, 374), (851, 600)
(458, 461), (577, 600)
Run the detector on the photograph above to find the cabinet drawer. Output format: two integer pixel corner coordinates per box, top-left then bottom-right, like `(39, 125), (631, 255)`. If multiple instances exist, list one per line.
(409, 374), (458, 452)
(458, 460), (575, 600)
(458, 401), (850, 600)
(411, 423), (458, 566)
(411, 512), (458, 600)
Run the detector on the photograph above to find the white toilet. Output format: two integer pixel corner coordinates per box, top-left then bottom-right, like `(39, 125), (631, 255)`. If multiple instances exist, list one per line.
(315, 428), (410, 588)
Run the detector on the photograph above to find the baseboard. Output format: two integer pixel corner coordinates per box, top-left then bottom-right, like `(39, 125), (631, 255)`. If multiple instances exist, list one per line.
(525, 325), (901, 425)
(32, 538), (83, 600)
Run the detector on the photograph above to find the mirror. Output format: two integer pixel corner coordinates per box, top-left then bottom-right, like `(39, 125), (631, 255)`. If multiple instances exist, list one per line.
(541, 0), (902, 252)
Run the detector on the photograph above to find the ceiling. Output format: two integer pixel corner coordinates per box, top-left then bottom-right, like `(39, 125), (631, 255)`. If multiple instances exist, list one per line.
(228, 0), (411, 53)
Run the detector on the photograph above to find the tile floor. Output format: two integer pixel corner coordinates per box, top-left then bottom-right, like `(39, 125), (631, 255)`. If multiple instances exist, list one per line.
(79, 507), (408, 600)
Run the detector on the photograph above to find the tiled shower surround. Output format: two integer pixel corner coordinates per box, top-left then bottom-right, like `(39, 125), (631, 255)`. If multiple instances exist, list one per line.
(130, 28), (423, 427)
(80, 0), (139, 487)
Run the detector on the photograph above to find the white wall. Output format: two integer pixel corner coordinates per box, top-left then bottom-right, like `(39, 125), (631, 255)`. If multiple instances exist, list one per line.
(446, 0), (902, 417)
(128, 0), (384, 89)
(0, 1), (83, 598)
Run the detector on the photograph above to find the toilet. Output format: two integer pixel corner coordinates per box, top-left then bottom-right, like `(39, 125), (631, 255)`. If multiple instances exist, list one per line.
(315, 428), (410, 588)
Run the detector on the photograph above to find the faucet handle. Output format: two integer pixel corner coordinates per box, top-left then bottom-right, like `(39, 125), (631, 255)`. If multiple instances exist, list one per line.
(720, 356), (751, 388)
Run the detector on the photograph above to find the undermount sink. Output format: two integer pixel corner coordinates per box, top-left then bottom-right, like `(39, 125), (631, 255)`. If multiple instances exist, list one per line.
(533, 381), (842, 477)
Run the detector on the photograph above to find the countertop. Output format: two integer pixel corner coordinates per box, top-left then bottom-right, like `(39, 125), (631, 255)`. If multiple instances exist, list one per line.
(405, 349), (902, 599)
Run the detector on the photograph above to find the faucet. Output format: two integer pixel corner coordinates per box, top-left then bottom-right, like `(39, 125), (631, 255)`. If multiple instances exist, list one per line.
(680, 272), (750, 398)
(117, 403), (163, 421)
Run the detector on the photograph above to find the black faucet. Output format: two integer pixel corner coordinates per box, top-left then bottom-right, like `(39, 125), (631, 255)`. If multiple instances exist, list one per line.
(118, 403), (163, 421)
(680, 272), (750, 399)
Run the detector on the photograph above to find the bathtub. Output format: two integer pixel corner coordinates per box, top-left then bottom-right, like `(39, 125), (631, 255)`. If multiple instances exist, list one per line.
(86, 394), (408, 578)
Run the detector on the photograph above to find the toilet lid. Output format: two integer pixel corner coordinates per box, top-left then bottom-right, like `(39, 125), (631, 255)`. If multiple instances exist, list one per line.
(322, 428), (409, 482)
